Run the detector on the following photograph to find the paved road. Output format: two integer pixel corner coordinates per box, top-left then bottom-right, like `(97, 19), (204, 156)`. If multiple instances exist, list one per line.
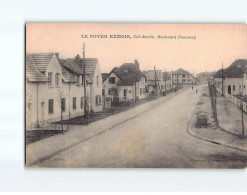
(37, 86), (247, 168)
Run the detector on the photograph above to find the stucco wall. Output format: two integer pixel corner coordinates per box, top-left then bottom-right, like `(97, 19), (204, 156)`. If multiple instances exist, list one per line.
(25, 55), (97, 130)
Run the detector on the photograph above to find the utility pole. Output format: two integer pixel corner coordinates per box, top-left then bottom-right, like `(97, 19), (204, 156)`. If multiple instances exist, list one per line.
(241, 73), (245, 137)
(154, 66), (162, 95)
(221, 62), (224, 96)
(82, 42), (88, 119)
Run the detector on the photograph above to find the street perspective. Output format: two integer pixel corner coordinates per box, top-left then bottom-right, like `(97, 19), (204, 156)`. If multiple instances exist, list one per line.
(25, 23), (247, 168)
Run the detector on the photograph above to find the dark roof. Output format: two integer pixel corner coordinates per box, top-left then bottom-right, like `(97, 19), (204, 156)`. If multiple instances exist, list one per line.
(214, 59), (247, 78)
(163, 72), (171, 80)
(26, 53), (54, 72)
(59, 56), (99, 80)
(172, 68), (190, 75)
(115, 63), (145, 85)
(102, 73), (109, 82)
(145, 70), (163, 81)
(61, 66), (78, 83)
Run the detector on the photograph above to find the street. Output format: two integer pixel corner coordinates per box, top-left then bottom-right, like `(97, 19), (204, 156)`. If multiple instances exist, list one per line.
(36, 86), (247, 168)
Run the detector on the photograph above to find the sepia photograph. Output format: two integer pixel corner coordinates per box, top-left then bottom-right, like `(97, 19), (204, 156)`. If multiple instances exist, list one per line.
(25, 23), (247, 168)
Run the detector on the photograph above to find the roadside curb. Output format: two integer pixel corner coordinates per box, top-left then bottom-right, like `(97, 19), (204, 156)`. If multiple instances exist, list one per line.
(187, 92), (247, 153)
(27, 87), (188, 167)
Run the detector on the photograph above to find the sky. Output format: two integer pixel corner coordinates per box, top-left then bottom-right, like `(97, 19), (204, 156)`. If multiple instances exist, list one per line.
(26, 23), (247, 75)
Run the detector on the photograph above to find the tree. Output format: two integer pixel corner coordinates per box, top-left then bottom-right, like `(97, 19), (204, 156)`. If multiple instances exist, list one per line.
(56, 88), (66, 132)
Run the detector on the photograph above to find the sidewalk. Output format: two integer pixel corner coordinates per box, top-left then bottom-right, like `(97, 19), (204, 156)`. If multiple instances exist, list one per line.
(26, 87), (189, 167)
(189, 86), (247, 152)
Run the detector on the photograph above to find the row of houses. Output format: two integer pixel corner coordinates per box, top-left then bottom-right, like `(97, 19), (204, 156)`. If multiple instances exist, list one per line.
(26, 53), (197, 130)
(102, 61), (198, 102)
(26, 53), (102, 130)
(213, 59), (247, 96)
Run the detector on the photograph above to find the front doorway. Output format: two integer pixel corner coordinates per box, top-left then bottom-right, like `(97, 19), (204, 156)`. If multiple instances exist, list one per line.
(124, 89), (127, 100)
(228, 85), (231, 94)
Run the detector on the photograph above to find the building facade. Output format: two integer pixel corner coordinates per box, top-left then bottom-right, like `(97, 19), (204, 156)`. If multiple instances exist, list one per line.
(26, 53), (102, 130)
(102, 59), (146, 102)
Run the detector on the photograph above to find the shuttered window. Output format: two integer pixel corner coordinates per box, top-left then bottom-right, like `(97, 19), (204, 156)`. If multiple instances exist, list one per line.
(61, 98), (65, 112)
(95, 95), (101, 106)
(73, 97), (76, 109)
(48, 99), (54, 114)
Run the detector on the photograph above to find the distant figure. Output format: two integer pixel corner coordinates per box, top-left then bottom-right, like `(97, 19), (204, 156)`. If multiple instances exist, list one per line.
(192, 86), (194, 90)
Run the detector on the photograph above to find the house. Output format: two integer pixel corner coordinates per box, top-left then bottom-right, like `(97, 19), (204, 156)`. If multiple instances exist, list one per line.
(144, 69), (163, 95)
(26, 53), (102, 130)
(196, 72), (215, 84)
(163, 72), (173, 91)
(171, 68), (195, 88)
(60, 55), (103, 113)
(102, 59), (146, 102)
(213, 59), (247, 96)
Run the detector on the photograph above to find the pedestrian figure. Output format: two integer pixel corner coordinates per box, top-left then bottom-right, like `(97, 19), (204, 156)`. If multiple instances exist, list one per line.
(192, 86), (193, 90)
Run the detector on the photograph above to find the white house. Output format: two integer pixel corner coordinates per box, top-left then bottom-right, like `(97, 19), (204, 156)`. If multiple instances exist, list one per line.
(102, 59), (146, 102)
(26, 53), (102, 130)
(171, 68), (196, 88)
(213, 59), (247, 96)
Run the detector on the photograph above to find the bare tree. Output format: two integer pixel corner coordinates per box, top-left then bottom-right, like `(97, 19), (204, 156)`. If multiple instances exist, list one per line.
(56, 88), (66, 132)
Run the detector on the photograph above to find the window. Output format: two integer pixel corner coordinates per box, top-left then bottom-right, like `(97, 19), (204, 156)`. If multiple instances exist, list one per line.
(48, 99), (54, 114)
(109, 77), (116, 84)
(55, 73), (60, 87)
(73, 97), (76, 109)
(97, 76), (99, 85)
(233, 85), (236, 91)
(129, 90), (131, 93)
(95, 95), (101, 106)
(81, 97), (84, 109)
(61, 98), (65, 112)
(48, 72), (53, 86)
(140, 88), (142, 95)
(182, 75), (185, 78)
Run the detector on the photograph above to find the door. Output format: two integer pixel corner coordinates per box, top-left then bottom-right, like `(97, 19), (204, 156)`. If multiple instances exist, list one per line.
(124, 89), (127, 100)
(41, 102), (45, 127)
(228, 85), (231, 94)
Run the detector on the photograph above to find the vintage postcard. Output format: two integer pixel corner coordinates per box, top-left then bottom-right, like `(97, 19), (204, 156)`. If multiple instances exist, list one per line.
(25, 23), (247, 168)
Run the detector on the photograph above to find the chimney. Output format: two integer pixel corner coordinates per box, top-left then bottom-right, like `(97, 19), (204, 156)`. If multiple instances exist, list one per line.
(134, 58), (140, 70)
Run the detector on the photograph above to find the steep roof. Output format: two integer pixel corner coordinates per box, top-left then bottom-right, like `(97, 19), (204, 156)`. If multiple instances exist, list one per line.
(214, 59), (247, 78)
(61, 66), (78, 83)
(26, 53), (55, 72)
(116, 63), (145, 85)
(26, 60), (49, 82)
(59, 56), (98, 80)
(145, 70), (163, 81)
(101, 73), (109, 82)
(163, 72), (171, 80)
(172, 68), (190, 75)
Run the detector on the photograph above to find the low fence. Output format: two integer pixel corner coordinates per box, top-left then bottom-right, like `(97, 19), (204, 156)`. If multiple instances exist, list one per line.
(225, 93), (247, 113)
(27, 123), (70, 131)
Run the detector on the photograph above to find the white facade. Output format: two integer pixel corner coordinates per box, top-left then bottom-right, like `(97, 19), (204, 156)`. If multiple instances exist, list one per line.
(102, 72), (146, 101)
(26, 53), (102, 130)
